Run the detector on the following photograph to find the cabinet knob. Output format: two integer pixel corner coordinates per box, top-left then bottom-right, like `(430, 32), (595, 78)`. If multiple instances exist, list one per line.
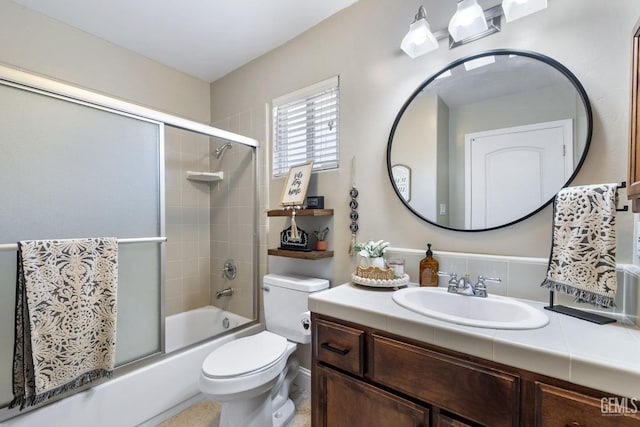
(566, 422), (582, 427)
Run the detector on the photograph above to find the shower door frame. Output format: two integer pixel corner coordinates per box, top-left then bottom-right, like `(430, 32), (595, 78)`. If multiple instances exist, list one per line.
(0, 63), (260, 419)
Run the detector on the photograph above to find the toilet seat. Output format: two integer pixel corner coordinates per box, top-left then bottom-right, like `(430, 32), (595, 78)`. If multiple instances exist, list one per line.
(199, 331), (296, 399)
(202, 331), (288, 379)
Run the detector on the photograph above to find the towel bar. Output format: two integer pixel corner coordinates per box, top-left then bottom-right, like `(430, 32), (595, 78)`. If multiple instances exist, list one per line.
(0, 236), (167, 252)
(617, 181), (629, 212)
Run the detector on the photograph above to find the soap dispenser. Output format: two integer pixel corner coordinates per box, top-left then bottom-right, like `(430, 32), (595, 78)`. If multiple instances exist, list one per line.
(419, 243), (439, 287)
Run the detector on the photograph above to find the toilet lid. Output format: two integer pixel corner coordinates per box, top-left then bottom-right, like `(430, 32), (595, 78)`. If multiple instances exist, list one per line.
(202, 331), (288, 378)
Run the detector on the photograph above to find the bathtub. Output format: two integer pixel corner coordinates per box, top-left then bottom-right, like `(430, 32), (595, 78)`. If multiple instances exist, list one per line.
(1, 308), (261, 427)
(165, 305), (251, 353)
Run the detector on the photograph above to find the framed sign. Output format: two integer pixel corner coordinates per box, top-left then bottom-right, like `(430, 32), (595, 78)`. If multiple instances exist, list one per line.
(392, 164), (411, 202)
(280, 161), (314, 206)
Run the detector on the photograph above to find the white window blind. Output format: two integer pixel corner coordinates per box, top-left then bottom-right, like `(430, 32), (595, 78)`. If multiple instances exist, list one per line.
(272, 76), (339, 176)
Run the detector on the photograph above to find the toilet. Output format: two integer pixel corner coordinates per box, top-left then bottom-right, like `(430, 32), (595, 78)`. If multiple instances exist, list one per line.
(199, 273), (329, 427)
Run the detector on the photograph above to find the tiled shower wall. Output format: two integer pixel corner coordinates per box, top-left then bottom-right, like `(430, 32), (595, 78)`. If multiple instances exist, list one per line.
(209, 140), (256, 319)
(211, 109), (266, 321)
(164, 116), (261, 319)
(165, 126), (212, 316)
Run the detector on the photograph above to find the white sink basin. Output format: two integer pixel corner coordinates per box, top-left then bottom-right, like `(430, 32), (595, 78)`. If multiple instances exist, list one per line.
(392, 287), (549, 330)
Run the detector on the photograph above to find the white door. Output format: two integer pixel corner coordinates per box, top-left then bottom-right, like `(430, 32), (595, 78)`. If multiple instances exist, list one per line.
(465, 119), (573, 229)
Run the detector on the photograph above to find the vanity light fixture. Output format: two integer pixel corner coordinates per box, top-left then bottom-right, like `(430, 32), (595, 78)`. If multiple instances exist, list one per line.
(401, 0), (547, 59)
(400, 6), (439, 59)
(448, 0), (488, 43)
(502, 0), (548, 22)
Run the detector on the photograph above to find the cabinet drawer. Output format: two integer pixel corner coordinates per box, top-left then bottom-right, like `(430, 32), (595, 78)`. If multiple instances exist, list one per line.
(370, 334), (519, 427)
(535, 382), (640, 426)
(315, 319), (365, 376)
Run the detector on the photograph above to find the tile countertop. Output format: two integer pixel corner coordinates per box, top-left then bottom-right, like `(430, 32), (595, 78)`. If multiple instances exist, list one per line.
(308, 282), (640, 400)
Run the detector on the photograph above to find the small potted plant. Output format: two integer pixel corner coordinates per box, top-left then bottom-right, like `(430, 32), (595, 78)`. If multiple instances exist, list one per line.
(313, 227), (330, 251)
(353, 240), (390, 268)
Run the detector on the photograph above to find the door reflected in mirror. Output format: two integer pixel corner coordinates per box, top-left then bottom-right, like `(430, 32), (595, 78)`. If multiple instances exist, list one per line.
(387, 50), (592, 231)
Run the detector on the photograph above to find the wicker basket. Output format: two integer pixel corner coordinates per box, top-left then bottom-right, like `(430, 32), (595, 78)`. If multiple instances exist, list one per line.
(355, 265), (395, 280)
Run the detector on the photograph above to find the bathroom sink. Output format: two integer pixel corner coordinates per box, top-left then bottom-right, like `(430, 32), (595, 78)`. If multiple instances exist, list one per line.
(392, 287), (549, 330)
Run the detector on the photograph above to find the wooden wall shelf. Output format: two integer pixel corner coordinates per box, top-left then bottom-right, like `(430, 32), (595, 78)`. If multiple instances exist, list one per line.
(268, 249), (334, 259)
(267, 208), (333, 217)
(267, 208), (333, 259)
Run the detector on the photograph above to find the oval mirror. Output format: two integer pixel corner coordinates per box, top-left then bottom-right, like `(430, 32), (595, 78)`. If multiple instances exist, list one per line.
(387, 50), (592, 231)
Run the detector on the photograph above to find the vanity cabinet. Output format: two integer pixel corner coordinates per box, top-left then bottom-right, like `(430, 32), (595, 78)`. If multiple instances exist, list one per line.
(312, 314), (640, 427)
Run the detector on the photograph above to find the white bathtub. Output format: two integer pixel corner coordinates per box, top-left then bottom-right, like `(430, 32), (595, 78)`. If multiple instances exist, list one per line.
(1, 308), (260, 427)
(165, 305), (251, 353)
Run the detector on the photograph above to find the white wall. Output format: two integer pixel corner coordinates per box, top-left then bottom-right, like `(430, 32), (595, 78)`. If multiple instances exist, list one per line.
(209, 0), (640, 286)
(0, 0), (210, 122)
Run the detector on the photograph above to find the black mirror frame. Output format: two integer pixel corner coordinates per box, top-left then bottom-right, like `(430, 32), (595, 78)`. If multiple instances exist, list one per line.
(386, 49), (593, 232)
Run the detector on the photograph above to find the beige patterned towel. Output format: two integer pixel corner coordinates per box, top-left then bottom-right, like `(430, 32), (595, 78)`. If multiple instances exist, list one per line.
(541, 184), (617, 308)
(11, 238), (118, 409)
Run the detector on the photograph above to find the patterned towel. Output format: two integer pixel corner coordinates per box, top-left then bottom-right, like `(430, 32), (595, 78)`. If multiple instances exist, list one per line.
(541, 184), (617, 308)
(11, 238), (118, 409)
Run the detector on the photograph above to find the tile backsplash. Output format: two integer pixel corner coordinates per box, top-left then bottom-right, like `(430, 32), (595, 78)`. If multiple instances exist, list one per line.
(385, 248), (639, 325)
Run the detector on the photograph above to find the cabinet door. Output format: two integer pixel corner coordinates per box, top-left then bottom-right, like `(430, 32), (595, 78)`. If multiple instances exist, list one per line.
(535, 382), (640, 426)
(314, 366), (429, 427)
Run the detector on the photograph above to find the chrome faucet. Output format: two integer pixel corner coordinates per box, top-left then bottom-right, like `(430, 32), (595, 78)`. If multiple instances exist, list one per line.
(215, 287), (234, 299)
(455, 275), (475, 296)
(439, 272), (501, 297)
(472, 275), (502, 298)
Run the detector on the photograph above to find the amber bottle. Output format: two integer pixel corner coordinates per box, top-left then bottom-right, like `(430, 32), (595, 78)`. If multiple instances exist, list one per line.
(419, 243), (439, 287)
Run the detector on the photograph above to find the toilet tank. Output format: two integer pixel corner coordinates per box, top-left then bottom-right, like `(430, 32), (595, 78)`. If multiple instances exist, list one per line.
(263, 273), (329, 344)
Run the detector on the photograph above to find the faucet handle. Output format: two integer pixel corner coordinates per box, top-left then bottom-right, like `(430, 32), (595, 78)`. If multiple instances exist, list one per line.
(473, 276), (501, 298)
(438, 271), (456, 278)
(477, 275), (502, 284)
(438, 271), (458, 283)
(438, 272), (458, 289)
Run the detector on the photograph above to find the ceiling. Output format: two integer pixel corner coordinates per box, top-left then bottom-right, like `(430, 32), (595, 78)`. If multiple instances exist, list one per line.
(11, 0), (358, 82)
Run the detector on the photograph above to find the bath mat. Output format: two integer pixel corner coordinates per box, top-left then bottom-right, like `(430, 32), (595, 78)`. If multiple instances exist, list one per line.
(541, 183), (617, 308)
(11, 238), (118, 409)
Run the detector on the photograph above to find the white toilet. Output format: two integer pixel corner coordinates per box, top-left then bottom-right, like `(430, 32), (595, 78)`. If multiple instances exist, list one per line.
(199, 273), (329, 427)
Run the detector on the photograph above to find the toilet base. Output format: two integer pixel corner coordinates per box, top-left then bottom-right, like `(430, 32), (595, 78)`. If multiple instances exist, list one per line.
(272, 398), (295, 427)
(218, 390), (271, 427)
(217, 394), (295, 427)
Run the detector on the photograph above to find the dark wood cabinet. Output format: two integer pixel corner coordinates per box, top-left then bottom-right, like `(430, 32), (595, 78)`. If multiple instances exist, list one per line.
(628, 17), (640, 211)
(315, 318), (365, 377)
(535, 382), (640, 427)
(434, 413), (475, 427)
(370, 334), (518, 427)
(315, 366), (429, 427)
(312, 314), (640, 427)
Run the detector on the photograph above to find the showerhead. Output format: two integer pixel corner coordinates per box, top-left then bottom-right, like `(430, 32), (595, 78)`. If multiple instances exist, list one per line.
(213, 143), (232, 159)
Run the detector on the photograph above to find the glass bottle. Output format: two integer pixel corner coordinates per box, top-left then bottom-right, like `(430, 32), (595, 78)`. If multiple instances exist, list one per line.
(419, 243), (439, 287)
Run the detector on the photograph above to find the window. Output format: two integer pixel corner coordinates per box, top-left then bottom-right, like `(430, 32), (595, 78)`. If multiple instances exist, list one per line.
(272, 76), (339, 176)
